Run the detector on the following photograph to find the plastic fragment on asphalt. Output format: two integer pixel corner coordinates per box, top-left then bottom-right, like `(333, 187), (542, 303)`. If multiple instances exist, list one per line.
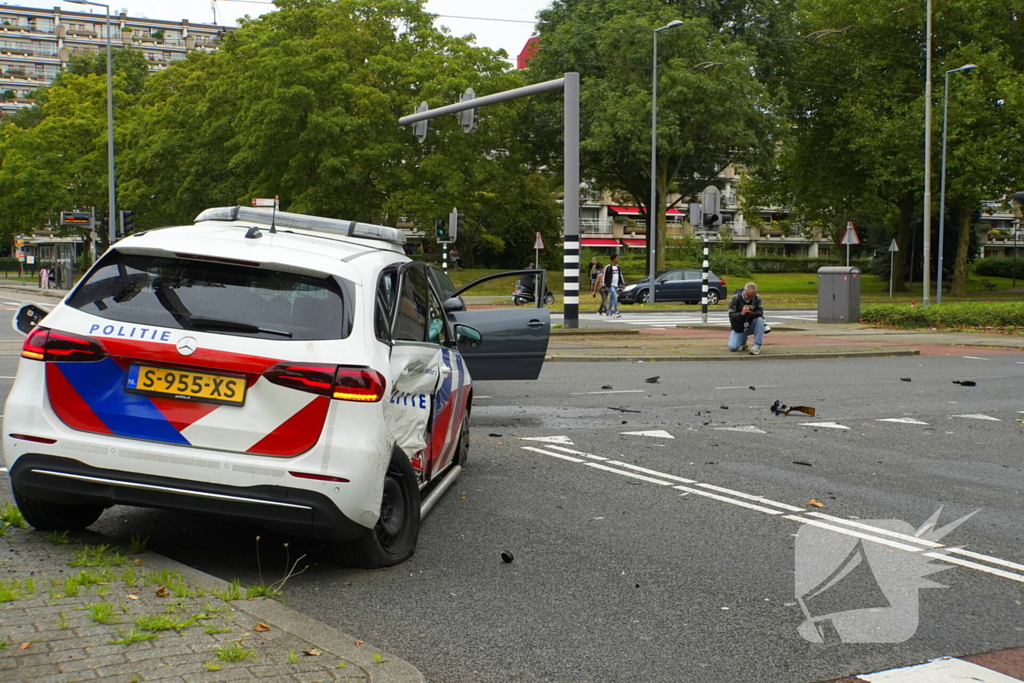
(645, 376), (660, 384)
(501, 551), (514, 563)
(807, 499), (826, 508)
(953, 380), (977, 386)
(901, 377), (911, 382)
(793, 461), (812, 466)
(601, 385), (613, 390)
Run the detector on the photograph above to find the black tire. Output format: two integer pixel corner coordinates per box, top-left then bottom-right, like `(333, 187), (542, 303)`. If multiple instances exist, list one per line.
(513, 296), (527, 307)
(638, 289), (650, 304)
(349, 448), (421, 568)
(454, 415), (469, 467)
(707, 291), (720, 305)
(543, 292), (555, 306)
(12, 484), (104, 531)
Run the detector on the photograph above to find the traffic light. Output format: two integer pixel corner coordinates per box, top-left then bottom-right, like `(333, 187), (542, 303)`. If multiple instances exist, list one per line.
(448, 208), (464, 243)
(413, 101), (435, 143)
(435, 219), (448, 242)
(459, 88), (478, 133)
(120, 210), (135, 236)
(703, 213), (721, 229)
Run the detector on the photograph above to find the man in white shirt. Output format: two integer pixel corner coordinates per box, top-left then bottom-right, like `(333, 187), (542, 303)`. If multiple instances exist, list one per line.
(602, 255), (624, 317)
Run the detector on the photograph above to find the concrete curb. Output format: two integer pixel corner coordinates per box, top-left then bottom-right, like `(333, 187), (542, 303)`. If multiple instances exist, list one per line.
(546, 349), (920, 362)
(135, 546), (425, 683)
(0, 284), (67, 301)
(551, 328), (640, 337)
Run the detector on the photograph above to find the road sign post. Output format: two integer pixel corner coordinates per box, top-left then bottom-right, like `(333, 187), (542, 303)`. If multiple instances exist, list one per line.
(888, 239), (899, 298)
(841, 222), (860, 267)
(534, 231), (545, 275)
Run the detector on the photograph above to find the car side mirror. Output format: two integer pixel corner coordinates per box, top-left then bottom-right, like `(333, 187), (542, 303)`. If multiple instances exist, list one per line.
(454, 324), (482, 348)
(443, 296), (465, 313)
(13, 303), (47, 336)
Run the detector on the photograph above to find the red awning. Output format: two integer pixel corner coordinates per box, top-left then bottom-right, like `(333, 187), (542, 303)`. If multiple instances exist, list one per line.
(581, 238), (620, 247)
(609, 205), (684, 215)
(621, 238), (646, 247)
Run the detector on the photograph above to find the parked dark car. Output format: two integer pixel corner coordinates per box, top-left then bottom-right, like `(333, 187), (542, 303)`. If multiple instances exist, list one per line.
(618, 269), (728, 305)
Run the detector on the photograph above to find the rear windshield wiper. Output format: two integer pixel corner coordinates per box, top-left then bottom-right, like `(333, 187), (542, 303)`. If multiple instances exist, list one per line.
(188, 316), (293, 338)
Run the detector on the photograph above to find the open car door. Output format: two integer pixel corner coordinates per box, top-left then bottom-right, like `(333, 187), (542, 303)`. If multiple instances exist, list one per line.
(442, 270), (550, 381)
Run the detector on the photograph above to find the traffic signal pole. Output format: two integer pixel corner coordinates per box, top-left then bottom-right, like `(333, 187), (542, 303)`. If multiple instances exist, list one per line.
(400, 74), (581, 327)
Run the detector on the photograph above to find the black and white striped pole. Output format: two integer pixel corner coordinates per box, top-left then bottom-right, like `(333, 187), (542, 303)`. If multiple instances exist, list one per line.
(701, 235), (710, 324)
(442, 242), (449, 274)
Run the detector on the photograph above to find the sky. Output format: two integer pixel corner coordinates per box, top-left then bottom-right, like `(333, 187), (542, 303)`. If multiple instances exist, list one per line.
(6, 0), (548, 64)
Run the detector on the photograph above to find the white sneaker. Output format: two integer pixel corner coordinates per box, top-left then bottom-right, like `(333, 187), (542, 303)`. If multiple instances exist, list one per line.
(739, 342), (748, 352)
(614, 313), (622, 318)
(750, 344), (761, 355)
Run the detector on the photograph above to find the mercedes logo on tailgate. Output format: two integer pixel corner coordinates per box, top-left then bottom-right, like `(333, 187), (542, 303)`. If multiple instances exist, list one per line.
(176, 336), (198, 356)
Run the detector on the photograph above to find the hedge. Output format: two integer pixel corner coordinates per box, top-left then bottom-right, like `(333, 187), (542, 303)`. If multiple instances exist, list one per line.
(974, 257), (1024, 280)
(861, 302), (1024, 330)
(745, 257), (873, 273)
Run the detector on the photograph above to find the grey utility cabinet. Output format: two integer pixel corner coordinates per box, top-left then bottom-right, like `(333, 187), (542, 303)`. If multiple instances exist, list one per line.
(817, 266), (861, 323)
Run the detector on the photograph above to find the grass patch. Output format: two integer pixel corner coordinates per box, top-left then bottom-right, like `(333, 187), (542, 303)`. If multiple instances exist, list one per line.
(70, 544), (125, 568)
(129, 534), (149, 554)
(214, 579), (244, 602)
(215, 641), (255, 663)
(45, 531), (71, 545)
(245, 583), (282, 600)
(0, 577), (35, 602)
(134, 613), (196, 632)
(57, 612), (68, 630)
(83, 602), (118, 624)
(287, 649), (299, 664)
(204, 661), (223, 671)
(0, 503), (26, 528)
(203, 624), (232, 635)
(108, 628), (159, 645)
(861, 301), (1024, 331)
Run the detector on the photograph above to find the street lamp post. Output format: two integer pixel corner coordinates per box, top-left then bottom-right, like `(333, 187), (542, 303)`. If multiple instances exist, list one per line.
(936, 63), (977, 303)
(922, 0), (933, 307)
(66, 0), (115, 247)
(1013, 192), (1024, 288)
(649, 19), (683, 306)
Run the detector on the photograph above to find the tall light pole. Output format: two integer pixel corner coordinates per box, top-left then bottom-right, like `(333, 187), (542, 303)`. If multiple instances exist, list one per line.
(66, 0), (115, 248)
(921, 0), (933, 307)
(648, 19), (683, 305)
(936, 63), (977, 303)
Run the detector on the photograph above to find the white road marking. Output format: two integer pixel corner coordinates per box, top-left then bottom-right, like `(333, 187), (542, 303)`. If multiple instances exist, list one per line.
(475, 396), (491, 399)
(0, 467), (6, 473)
(924, 553), (1024, 584)
(545, 445), (608, 461)
(952, 414), (1001, 421)
(716, 385), (779, 390)
(675, 486), (785, 515)
(800, 422), (850, 430)
(806, 512), (943, 549)
(860, 657), (1023, 683)
(0, 376), (15, 380)
(786, 515), (944, 553)
(620, 429), (674, 439)
(713, 426), (766, 434)
(571, 390), (645, 395)
(697, 483), (804, 512)
(520, 435), (574, 444)
(877, 418), (929, 425)
(604, 461), (697, 484)
(521, 446), (584, 463)
(961, 356), (989, 360)
(583, 462), (674, 486)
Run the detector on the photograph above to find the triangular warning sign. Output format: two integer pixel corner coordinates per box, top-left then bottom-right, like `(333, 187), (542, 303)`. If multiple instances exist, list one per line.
(840, 222), (860, 245)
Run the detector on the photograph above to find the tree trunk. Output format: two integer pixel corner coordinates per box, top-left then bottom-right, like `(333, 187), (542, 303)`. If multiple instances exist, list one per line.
(891, 196), (915, 292)
(949, 202), (973, 297)
(655, 156), (668, 271)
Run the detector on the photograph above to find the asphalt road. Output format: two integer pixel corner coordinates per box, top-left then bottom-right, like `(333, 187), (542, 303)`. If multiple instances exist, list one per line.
(1, 300), (1023, 683)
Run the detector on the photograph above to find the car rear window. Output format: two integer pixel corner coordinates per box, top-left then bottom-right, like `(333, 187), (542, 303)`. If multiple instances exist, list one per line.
(67, 251), (351, 340)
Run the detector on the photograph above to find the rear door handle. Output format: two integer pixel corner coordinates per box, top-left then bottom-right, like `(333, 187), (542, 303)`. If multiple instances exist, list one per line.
(527, 320), (546, 328)
(441, 365), (452, 376)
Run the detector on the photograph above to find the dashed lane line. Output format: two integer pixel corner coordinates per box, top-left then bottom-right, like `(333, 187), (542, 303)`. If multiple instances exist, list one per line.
(571, 390), (645, 395)
(520, 439), (1024, 584)
(877, 418), (930, 425)
(953, 414), (1002, 421)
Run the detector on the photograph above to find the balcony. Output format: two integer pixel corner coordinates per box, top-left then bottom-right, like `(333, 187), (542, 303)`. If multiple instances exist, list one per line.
(65, 29), (99, 38)
(580, 218), (613, 235)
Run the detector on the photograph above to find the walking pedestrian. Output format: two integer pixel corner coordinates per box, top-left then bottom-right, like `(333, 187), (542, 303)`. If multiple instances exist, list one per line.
(588, 257), (601, 297)
(595, 266), (609, 314)
(603, 255), (624, 318)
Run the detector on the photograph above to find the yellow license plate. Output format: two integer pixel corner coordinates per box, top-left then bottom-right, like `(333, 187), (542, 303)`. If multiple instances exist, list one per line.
(125, 364), (247, 406)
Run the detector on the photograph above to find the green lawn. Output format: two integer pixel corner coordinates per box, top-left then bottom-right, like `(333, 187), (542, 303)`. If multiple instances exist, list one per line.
(448, 268), (1022, 309)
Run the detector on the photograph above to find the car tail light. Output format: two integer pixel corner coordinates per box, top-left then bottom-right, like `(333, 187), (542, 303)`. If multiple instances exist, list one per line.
(719, 279), (726, 286)
(9, 433), (58, 444)
(264, 363), (386, 403)
(289, 471), (350, 483)
(22, 328), (108, 362)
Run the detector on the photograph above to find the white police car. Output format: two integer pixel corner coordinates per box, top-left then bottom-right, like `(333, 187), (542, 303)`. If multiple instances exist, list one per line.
(4, 207), (550, 567)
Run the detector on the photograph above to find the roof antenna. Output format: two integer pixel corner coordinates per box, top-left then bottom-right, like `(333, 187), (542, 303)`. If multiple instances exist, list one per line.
(270, 195), (278, 234)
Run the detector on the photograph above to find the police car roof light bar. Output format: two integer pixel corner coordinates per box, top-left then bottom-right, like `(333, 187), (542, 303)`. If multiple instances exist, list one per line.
(195, 206), (407, 246)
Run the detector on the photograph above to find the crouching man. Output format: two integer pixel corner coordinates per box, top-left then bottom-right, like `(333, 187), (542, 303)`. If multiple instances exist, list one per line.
(728, 282), (765, 355)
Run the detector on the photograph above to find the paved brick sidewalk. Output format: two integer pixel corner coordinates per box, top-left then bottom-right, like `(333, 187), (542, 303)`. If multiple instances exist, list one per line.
(0, 522), (423, 683)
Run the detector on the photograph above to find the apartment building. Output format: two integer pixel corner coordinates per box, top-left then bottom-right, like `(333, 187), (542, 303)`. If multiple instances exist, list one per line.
(0, 4), (222, 116)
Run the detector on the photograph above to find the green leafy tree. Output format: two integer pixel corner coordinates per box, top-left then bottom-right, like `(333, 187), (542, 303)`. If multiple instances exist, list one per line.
(524, 0), (793, 271)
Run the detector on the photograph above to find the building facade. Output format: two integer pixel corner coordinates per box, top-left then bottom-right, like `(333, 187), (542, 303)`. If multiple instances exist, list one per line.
(0, 4), (222, 116)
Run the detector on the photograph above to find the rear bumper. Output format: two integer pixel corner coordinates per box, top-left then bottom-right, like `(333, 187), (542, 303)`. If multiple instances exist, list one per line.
(10, 454), (368, 542)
